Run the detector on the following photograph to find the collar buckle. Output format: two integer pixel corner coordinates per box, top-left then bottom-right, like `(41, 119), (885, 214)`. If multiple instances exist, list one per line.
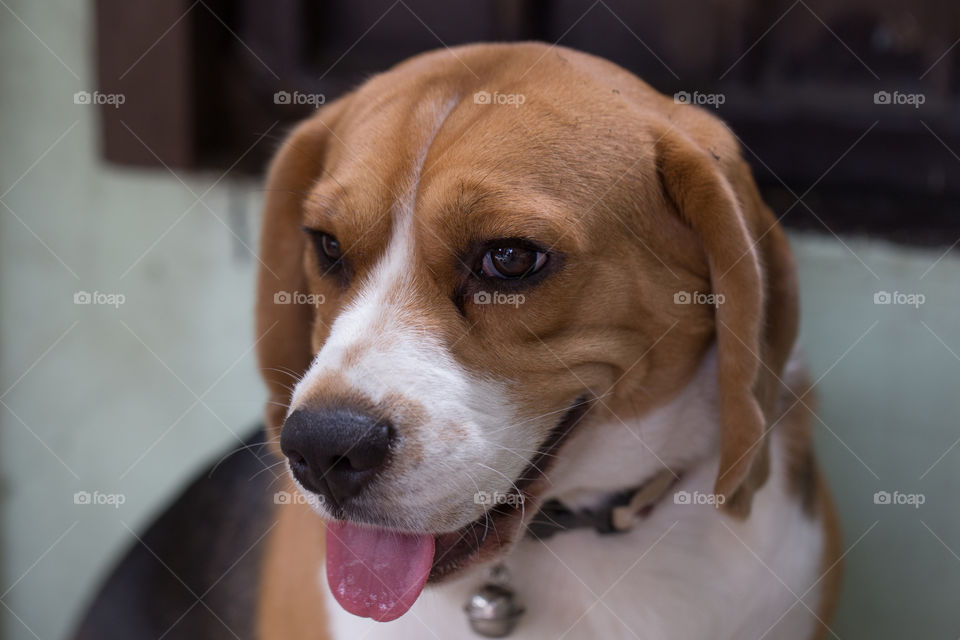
(526, 469), (680, 539)
(609, 469), (678, 532)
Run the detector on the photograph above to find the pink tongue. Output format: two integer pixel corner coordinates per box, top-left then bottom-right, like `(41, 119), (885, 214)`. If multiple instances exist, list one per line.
(325, 521), (435, 622)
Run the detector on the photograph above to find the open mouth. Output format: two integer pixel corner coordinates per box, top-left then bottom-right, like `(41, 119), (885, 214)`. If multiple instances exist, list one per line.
(323, 396), (592, 621)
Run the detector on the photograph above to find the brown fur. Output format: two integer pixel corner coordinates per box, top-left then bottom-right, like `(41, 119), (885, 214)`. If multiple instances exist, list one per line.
(812, 473), (845, 640)
(778, 365), (845, 637)
(253, 42), (837, 638)
(256, 479), (329, 638)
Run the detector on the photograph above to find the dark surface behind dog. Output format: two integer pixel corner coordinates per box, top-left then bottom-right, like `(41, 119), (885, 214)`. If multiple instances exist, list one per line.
(72, 429), (273, 639)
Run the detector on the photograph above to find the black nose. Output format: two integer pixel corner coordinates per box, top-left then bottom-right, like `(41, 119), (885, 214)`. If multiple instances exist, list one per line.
(280, 407), (392, 508)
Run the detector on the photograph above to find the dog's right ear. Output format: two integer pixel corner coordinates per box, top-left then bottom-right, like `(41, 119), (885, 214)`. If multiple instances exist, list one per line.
(256, 105), (344, 441)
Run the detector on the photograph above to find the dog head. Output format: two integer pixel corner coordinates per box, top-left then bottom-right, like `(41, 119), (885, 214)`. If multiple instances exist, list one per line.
(255, 43), (797, 621)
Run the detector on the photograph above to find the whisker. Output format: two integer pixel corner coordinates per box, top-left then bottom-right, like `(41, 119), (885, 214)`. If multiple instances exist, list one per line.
(484, 392), (612, 437)
(475, 462), (525, 541)
(248, 458), (290, 482)
(478, 439), (553, 482)
(438, 459), (488, 549)
(260, 366), (304, 381)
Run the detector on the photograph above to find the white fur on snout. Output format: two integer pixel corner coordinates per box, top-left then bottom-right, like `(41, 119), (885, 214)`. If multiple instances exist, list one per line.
(289, 213), (541, 531)
(287, 95), (546, 532)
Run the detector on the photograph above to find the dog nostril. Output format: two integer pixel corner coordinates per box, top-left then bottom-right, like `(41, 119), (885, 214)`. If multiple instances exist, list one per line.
(331, 455), (352, 472)
(289, 453), (308, 472)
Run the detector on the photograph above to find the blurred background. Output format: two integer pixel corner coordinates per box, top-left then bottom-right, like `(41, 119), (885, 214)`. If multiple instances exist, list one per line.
(1, 0), (959, 638)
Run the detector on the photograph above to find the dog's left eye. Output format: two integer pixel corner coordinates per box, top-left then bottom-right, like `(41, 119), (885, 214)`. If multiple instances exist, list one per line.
(318, 233), (341, 261)
(302, 228), (343, 271)
(480, 245), (548, 279)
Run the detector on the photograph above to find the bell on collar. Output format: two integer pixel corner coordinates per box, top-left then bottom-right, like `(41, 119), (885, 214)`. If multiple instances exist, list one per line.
(464, 565), (524, 637)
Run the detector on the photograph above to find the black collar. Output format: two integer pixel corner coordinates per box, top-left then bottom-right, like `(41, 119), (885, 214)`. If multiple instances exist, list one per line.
(525, 469), (680, 540)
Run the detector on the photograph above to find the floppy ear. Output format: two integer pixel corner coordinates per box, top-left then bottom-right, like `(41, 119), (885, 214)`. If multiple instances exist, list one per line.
(654, 126), (798, 517)
(255, 106), (344, 442)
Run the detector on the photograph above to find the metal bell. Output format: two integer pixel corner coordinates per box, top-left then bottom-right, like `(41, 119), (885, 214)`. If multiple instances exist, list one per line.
(464, 583), (525, 637)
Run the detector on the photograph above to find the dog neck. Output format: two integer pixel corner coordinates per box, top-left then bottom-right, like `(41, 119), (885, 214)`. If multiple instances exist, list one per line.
(541, 345), (720, 511)
(526, 467), (681, 539)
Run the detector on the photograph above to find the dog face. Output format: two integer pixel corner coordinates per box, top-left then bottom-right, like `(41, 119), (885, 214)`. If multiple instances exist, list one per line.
(256, 43), (797, 619)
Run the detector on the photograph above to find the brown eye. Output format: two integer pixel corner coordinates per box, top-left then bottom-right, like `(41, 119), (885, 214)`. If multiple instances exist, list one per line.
(480, 246), (547, 279)
(302, 228), (344, 273)
(320, 234), (341, 261)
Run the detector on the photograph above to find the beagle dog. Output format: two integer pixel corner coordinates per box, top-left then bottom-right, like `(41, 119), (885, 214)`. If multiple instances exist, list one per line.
(255, 42), (842, 640)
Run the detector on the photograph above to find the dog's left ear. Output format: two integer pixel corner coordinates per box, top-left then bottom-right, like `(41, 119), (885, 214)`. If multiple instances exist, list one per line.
(654, 125), (798, 516)
(255, 103), (346, 441)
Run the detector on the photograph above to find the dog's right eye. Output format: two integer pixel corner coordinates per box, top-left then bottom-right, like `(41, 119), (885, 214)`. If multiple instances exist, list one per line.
(302, 228), (343, 273)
